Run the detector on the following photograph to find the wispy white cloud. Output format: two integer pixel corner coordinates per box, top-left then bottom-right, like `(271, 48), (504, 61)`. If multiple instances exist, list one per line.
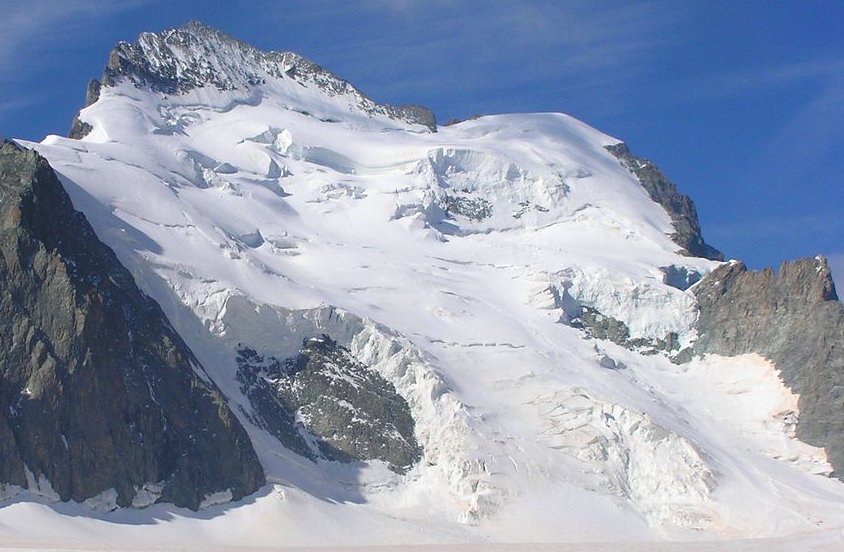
(706, 210), (844, 266)
(0, 97), (35, 114)
(0, 0), (156, 79)
(707, 212), (844, 242)
(753, 76), (844, 177)
(661, 50), (844, 233)
(255, 0), (690, 117)
(357, 0), (458, 14)
(0, 95), (46, 129)
(677, 58), (844, 102)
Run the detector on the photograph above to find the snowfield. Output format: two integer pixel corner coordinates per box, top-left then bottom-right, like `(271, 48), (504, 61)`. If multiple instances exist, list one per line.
(6, 35), (844, 549)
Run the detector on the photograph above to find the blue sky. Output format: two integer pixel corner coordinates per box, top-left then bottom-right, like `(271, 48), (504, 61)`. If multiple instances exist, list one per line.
(1, 0), (842, 290)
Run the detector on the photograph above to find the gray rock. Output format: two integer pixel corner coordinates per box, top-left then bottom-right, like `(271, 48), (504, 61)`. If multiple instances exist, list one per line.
(605, 143), (723, 261)
(0, 140), (264, 509)
(692, 257), (844, 477)
(234, 347), (316, 462)
(68, 79), (101, 140)
(98, 21), (436, 131)
(598, 354), (625, 371)
(567, 305), (679, 355)
(512, 199), (550, 219)
(443, 194), (493, 222)
(236, 335), (421, 473)
(570, 306), (631, 345)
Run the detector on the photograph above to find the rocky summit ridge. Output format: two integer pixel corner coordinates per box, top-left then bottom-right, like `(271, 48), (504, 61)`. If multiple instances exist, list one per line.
(70, 21), (435, 137)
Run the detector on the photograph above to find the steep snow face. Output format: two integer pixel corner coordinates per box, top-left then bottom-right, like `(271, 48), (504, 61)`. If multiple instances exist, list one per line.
(11, 27), (844, 544)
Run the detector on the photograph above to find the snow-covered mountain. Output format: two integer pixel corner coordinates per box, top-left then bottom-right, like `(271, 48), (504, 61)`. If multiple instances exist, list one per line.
(2, 21), (843, 550)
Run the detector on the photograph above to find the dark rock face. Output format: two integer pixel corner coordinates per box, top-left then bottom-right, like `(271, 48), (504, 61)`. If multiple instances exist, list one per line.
(236, 336), (420, 473)
(68, 80), (101, 140)
(443, 194), (493, 222)
(0, 141), (264, 509)
(692, 258), (844, 476)
(569, 306), (631, 345)
(605, 143), (723, 261)
(567, 306), (680, 356)
(100, 21), (436, 131)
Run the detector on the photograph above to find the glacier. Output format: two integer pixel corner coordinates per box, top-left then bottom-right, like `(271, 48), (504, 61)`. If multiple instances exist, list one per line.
(2, 22), (843, 551)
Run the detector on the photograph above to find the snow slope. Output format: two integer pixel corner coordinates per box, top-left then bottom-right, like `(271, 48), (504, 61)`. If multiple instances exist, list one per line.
(6, 25), (844, 548)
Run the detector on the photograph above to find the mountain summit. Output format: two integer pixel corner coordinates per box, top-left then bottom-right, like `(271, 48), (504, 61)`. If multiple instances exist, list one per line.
(2, 21), (843, 549)
(71, 21), (435, 138)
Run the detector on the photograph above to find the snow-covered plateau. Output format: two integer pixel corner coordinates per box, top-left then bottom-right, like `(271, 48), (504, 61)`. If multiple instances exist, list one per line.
(3, 22), (843, 552)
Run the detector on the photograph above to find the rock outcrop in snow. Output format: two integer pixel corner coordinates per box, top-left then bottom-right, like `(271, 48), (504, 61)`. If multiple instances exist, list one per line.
(213, 300), (508, 523)
(691, 257), (844, 477)
(68, 80), (101, 140)
(0, 140), (264, 510)
(606, 143), (723, 261)
(544, 264), (697, 353)
(236, 335), (421, 473)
